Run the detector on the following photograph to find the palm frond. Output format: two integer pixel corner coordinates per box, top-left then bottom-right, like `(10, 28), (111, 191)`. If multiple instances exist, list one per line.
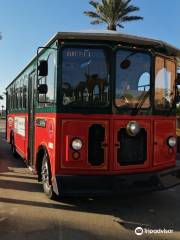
(89, 0), (99, 9)
(122, 5), (141, 15)
(121, 16), (143, 22)
(122, 0), (133, 9)
(91, 19), (104, 25)
(84, 11), (101, 18)
(117, 23), (125, 29)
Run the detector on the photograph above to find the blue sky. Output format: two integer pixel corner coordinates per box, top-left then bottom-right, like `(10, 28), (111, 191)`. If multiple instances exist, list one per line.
(0, 0), (180, 106)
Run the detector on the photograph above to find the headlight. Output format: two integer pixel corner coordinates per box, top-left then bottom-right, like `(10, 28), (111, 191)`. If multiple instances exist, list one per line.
(126, 121), (140, 136)
(71, 138), (83, 151)
(167, 136), (176, 148)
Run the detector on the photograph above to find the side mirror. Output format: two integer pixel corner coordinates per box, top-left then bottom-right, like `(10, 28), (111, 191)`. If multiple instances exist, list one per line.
(37, 84), (48, 94)
(38, 60), (48, 77)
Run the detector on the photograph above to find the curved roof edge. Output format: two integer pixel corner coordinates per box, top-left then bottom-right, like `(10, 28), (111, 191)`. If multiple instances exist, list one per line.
(6, 31), (180, 89)
(56, 31), (180, 57)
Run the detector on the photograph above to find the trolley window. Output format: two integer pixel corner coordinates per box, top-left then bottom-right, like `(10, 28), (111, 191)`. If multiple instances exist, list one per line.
(62, 47), (110, 107)
(155, 57), (175, 110)
(115, 50), (151, 108)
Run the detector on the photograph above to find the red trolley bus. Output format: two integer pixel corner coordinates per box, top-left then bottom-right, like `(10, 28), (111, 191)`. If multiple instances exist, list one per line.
(6, 31), (180, 198)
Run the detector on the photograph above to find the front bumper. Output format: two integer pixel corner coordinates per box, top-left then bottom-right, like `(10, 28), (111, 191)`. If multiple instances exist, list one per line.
(53, 162), (180, 196)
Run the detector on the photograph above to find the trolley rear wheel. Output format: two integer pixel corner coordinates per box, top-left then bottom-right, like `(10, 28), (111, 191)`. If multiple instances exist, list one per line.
(11, 136), (18, 157)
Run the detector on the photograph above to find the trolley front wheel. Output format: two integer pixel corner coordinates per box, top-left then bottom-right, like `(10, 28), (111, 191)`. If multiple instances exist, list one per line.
(41, 153), (57, 200)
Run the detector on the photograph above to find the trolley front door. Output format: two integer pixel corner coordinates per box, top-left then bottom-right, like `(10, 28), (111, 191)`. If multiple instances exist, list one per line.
(28, 71), (36, 166)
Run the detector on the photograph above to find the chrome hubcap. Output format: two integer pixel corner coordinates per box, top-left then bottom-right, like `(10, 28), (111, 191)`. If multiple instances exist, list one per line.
(41, 160), (50, 191)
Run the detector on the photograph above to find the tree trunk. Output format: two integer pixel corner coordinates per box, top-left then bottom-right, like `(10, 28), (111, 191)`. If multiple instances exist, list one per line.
(107, 24), (116, 31)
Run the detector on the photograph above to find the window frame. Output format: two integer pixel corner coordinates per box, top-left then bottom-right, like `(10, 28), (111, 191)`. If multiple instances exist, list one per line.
(60, 44), (112, 111)
(37, 51), (57, 106)
(22, 74), (28, 110)
(19, 78), (23, 110)
(154, 54), (176, 112)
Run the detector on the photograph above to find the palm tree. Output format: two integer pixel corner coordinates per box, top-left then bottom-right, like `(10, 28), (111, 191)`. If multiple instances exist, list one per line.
(84, 0), (143, 31)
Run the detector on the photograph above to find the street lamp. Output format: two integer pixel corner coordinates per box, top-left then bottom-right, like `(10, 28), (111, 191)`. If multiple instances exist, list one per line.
(1, 105), (4, 117)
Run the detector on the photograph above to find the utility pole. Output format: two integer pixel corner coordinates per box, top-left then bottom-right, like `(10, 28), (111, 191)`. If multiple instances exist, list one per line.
(1, 105), (4, 117)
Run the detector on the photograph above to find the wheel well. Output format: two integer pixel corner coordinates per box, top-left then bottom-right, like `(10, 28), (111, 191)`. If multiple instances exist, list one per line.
(36, 146), (47, 182)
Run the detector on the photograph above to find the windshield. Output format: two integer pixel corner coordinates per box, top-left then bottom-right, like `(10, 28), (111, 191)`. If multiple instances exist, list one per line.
(115, 49), (151, 108)
(155, 56), (175, 110)
(62, 48), (110, 107)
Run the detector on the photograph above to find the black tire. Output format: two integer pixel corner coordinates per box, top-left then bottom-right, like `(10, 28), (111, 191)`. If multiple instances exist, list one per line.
(41, 153), (57, 200)
(11, 136), (18, 158)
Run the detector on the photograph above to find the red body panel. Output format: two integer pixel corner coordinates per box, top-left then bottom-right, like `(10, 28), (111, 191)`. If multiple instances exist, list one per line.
(55, 114), (176, 175)
(34, 113), (56, 175)
(7, 113), (176, 177)
(113, 119), (151, 171)
(61, 119), (109, 170)
(7, 113), (28, 159)
(154, 120), (176, 166)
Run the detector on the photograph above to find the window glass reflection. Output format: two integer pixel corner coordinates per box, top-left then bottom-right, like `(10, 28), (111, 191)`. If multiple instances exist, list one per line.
(155, 57), (175, 109)
(115, 50), (151, 108)
(62, 48), (109, 107)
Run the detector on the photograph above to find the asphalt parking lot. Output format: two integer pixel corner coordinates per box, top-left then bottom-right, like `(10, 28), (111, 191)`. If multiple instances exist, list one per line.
(0, 120), (180, 240)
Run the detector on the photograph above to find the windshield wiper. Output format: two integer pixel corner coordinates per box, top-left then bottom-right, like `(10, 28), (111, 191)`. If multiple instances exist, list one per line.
(131, 88), (151, 115)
